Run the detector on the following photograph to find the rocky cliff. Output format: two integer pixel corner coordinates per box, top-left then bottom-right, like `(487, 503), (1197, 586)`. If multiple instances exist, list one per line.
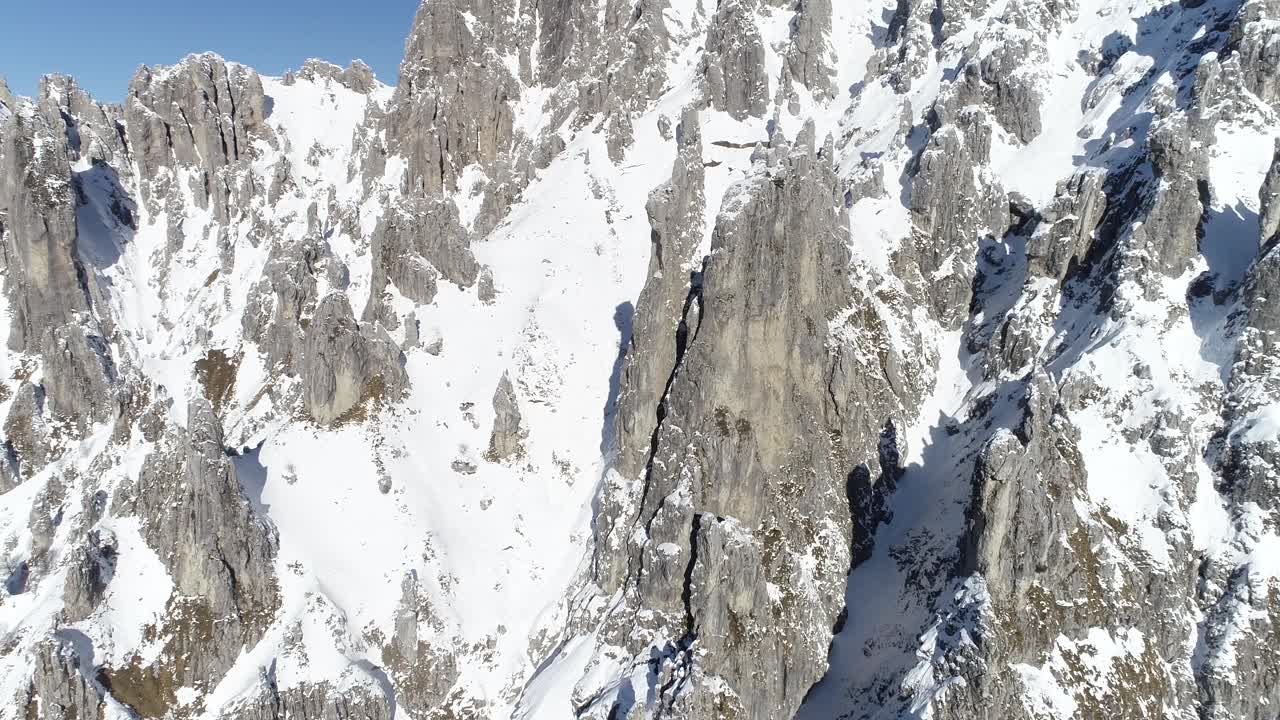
(1, 0), (1278, 718)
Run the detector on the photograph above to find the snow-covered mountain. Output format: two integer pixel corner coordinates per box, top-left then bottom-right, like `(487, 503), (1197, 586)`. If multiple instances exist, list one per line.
(1, 0), (1278, 718)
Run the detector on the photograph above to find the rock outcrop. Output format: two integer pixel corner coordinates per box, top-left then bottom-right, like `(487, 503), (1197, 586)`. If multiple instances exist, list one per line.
(303, 294), (407, 425)
(363, 197), (478, 325)
(702, 1), (770, 120)
(1228, 0), (1280, 108)
(590, 124), (904, 720)
(486, 371), (525, 462)
(21, 638), (106, 720)
(613, 108), (706, 478)
(288, 58), (379, 94)
(106, 398), (279, 711)
(4, 1), (1280, 719)
(905, 115), (1007, 326)
(1261, 139), (1280, 247)
(1, 100), (93, 353)
(125, 53), (272, 219)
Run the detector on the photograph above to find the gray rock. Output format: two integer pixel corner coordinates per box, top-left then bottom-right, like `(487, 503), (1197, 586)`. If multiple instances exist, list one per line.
(486, 371), (526, 462)
(403, 311), (421, 349)
(27, 477), (65, 566)
(302, 294), (408, 425)
(702, 1), (769, 120)
(380, 572), (459, 716)
(20, 638), (106, 720)
(477, 266), (497, 304)
(62, 527), (117, 622)
(905, 118), (1007, 327)
(38, 325), (117, 429)
(230, 681), (394, 720)
(1228, 0), (1280, 108)
(1126, 111), (1211, 278)
(1261, 139), (1280, 248)
(1027, 169), (1108, 281)
(295, 58), (379, 94)
(325, 256), (350, 290)
(363, 197), (478, 324)
(877, 0), (941, 91)
(340, 60), (378, 93)
(0, 76), (13, 115)
(613, 108), (706, 481)
(384, 0), (520, 199)
(125, 53), (272, 218)
(241, 235), (325, 373)
(935, 32), (1045, 143)
(424, 335), (444, 356)
(590, 123), (902, 720)
(2, 383), (52, 486)
(1218, 221), (1280, 524)
(784, 0), (837, 101)
(0, 105), (95, 355)
(930, 376), (1190, 719)
(37, 75), (129, 166)
(108, 398), (279, 702)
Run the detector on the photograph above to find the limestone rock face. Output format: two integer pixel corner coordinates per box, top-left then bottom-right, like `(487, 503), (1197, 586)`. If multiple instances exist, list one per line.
(1219, 237), (1280, 525)
(303, 294), (407, 425)
(292, 58), (379, 93)
(106, 399), (279, 708)
(6, 1), (1280, 719)
(1026, 169), (1108, 281)
(1229, 0), (1280, 107)
(379, 572), (459, 717)
(1261, 139), (1280, 247)
(702, 1), (770, 120)
(37, 75), (129, 166)
(591, 125), (899, 720)
(363, 197), (478, 325)
(0, 77), (13, 115)
(2, 383), (52, 487)
(241, 235), (327, 373)
(124, 53), (272, 217)
(384, 0), (521, 200)
(379, 0), (679, 223)
(936, 34), (1046, 143)
(0, 89), (118, 444)
(62, 527), (117, 622)
(486, 371), (526, 462)
(230, 684), (394, 720)
(21, 639), (106, 720)
(37, 325), (117, 429)
(783, 0), (837, 101)
(931, 376), (1188, 719)
(613, 108), (706, 480)
(0, 104), (92, 354)
(1127, 112), (1212, 278)
(905, 117), (1007, 326)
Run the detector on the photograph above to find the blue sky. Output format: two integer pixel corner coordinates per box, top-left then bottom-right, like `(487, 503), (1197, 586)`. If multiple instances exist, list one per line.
(1, 0), (421, 101)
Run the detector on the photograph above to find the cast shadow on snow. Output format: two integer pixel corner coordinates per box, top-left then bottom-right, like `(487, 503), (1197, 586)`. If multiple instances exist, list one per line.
(231, 441), (273, 518)
(1197, 200), (1260, 298)
(354, 658), (398, 716)
(74, 159), (135, 274)
(1046, 0), (1248, 376)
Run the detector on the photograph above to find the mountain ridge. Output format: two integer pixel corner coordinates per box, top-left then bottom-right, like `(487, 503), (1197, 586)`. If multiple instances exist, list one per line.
(1, 0), (1278, 718)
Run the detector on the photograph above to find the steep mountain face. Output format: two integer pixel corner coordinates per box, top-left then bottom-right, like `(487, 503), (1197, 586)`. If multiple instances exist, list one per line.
(0, 0), (1278, 718)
